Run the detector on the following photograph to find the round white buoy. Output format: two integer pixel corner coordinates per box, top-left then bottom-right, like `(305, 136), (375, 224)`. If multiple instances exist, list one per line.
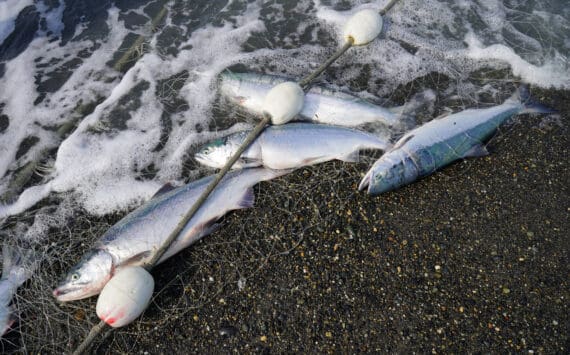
(262, 81), (304, 125)
(95, 266), (154, 328)
(343, 9), (383, 46)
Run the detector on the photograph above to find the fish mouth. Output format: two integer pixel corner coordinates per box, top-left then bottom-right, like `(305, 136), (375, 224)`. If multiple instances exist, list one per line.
(53, 285), (93, 302)
(194, 153), (208, 165)
(194, 154), (223, 169)
(52, 286), (76, 302)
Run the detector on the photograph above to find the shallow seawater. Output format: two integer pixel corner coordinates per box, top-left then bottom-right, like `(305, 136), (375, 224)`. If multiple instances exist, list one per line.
(0, 0), (568, 352)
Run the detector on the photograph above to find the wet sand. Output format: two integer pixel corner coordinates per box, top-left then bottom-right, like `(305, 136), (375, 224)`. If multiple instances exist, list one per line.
(2, 87), (566, 354)
(84, 88), (567, 353)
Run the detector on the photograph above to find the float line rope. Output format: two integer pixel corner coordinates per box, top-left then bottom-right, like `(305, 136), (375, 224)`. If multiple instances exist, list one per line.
(380, 0), (400, 15)
(299, 39), (353, 89)
(73, 0), (402, 352)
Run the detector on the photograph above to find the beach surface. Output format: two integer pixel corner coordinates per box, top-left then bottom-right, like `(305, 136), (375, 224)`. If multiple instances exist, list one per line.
(83, 89), (567, 353)
(0, 1), (568, 353)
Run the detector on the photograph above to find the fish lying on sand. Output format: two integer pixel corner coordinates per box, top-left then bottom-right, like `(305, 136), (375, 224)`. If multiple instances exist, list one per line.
(219, 71), (404, 127)
(53, 168), (285, 302)
(195, 123), (391, 170)
(1, 245), (37, 336)
(359, 87), (554, 195)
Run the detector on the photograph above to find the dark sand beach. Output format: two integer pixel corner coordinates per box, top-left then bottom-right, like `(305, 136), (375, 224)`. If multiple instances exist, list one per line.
(0, 2), (567, 352)
(66, 88), (568, 353)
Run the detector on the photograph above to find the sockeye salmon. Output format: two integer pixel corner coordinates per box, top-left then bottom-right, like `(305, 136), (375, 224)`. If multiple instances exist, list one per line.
(219, 71), (404, 127)
(53, 168), (285, 301)
(195, 123), (391, 170)
(359, 87), (554, 195)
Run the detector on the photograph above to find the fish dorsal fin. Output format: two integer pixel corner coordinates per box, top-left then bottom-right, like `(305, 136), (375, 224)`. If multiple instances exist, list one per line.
(152, 183), (177, 198)
(394, 134), (415, 149)
(435, 109), (453, 119)
(463, 144), (489, 158)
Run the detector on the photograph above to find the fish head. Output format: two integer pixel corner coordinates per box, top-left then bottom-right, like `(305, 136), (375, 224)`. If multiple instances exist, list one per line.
(0, 309), (15, 337)
(362, 153), (419, 195)
(53, 249), (114, 302)
(195, 132), (247, 168)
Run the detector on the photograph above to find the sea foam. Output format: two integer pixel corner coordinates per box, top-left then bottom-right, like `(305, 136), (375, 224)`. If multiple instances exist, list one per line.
(0, 0), (567, 223)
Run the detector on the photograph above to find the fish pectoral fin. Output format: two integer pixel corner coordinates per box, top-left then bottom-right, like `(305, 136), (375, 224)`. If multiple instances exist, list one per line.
(237, 187), (255, 209)
(463, 144), (489, 158)
(358, 169), (372, 191)
(338, 151), (360, 163)
(152, 183), (177, 198)
(237, 157), (261, 168)
(123, 251), (152, 266)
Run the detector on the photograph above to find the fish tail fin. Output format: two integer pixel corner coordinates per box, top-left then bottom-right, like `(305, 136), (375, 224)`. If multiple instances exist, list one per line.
(390, 89), (436, 130)
(2, 245), (13, 280)
(363, 132), (392, 152)
(388, 107), (415, 131)
(508, 85), (556, 114)
(339, 151), (360, 163)
(1, 244), (37, 286)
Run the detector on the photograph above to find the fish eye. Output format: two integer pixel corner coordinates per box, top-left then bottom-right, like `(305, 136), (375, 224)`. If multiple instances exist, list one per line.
(70, 273), (80, 281)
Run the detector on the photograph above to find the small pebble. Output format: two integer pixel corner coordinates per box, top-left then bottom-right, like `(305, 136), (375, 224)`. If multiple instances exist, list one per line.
(219, 326), (238, 337)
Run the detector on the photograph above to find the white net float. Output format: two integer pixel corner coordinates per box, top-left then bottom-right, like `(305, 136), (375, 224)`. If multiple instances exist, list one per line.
(262, 81), (304, 125)
(95, 266), (154, 328)
(343, 9), (383, 46)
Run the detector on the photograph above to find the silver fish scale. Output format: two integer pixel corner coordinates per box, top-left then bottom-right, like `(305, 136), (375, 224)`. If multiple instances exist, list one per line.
(219, 72), (400, 127)
(95, 168), (281, 267)
(362, 100), (526, 195)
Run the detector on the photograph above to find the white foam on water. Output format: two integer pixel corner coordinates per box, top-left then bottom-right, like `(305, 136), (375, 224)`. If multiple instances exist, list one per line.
(1, 1), (267, 217)
(36, 0), (66, 36)
(0, 1), (567, 350)
(0, 0), (33, 44)
(156, 7), (266, 181)
(465, 33), (570, 89)
(0, 6), (127, 185)
(0, 0), (568, 223)
(314, 0), (570, 93)
(0, 183), (52, 219)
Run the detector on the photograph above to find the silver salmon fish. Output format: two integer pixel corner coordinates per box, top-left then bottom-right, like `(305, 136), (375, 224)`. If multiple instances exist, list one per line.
(195, 123), (391, 170)
(359, 87), (554, 195)
(53, 168), (285, 302)
(219, 71), (403, 127)
(1, 245), (37, 336)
